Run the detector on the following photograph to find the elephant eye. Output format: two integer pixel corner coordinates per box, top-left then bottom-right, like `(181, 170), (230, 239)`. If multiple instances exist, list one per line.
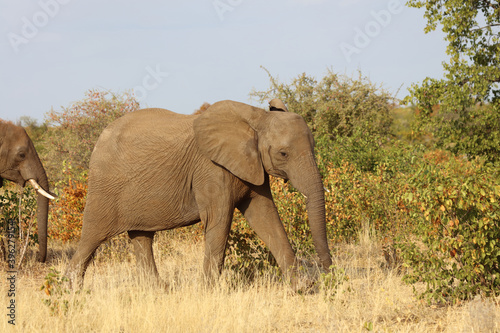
(18, 152), (26, 160)
(279, 151), (288, 158)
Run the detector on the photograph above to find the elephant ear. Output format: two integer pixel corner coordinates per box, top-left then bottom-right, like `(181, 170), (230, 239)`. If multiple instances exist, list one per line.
(193, 101), (265, 186)
(269, 99), (288, 112)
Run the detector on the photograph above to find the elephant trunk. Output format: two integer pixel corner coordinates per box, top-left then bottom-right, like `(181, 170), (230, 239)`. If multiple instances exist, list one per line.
(290, 153), (333, 270)
(304, 179), (332, 270)
(24, 149), (51, 263)
(36, 189), (49, 262)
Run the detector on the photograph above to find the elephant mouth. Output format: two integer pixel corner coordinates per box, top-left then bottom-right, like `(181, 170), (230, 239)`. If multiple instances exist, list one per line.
(267, 168), (288, 180)
(0, 170), (55, 200)
(0, 169), (25, 186)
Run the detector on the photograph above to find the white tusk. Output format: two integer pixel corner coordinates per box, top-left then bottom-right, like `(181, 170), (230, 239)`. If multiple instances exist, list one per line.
(323, 186), (330, 193)
(28, 179), (55, 200)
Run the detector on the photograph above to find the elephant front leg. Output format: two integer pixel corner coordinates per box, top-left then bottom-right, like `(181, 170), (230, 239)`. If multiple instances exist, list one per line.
(201, 210), (233, 285)
(237, 192), (301, 290)
(128, 230), (163, 287)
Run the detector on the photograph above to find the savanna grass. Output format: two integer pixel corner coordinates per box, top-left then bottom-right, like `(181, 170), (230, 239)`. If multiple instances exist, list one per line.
(1, 230), (498, 332)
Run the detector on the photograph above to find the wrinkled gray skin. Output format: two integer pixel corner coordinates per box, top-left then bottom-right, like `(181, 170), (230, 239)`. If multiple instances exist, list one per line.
(67, 100), (332, 288)
(0, 121), (53, 262)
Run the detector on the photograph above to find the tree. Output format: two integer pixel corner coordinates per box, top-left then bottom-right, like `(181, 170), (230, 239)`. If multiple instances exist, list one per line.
(404, 0), (500, 161)
(251, 68), (395, 140)
(44, 89), (140, 181)
(16, 116), (48, 155)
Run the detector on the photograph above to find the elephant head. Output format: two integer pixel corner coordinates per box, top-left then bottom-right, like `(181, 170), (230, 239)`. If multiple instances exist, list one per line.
(194, 100), (333, 270)
(0, 120), (54, 262)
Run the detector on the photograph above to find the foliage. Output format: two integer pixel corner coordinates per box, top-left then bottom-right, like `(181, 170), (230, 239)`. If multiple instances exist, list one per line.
(49, 163), (87, 242)
(16, 116), (49, 156)
(40, 267), (75, 316)
(316, 132), (387, 173)
(404, 0), (500, 162)
(0, 185), (39, 256)
(396, 151), (500, 304)
(44, 89), (139, 182)
(318, 266), (349, 300)
(251, 68), (395, 141)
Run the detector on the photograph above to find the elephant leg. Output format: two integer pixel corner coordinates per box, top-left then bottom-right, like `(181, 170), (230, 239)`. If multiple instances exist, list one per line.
(201, 209), (233, 284)
(128, 230), (162, 286)
(66, 232), (106, 289)
(237, 191), (299, 288)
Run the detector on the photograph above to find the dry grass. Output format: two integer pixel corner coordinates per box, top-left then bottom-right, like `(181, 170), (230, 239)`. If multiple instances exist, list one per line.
(1, 230), (499, 333)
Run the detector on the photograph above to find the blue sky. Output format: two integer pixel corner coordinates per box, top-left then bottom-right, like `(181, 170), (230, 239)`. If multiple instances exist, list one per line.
(0, 0), (447, 123)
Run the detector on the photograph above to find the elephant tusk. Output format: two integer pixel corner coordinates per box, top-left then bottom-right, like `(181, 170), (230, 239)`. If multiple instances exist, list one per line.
(28, 179), (55, 200)
(323, 186), (330, 193)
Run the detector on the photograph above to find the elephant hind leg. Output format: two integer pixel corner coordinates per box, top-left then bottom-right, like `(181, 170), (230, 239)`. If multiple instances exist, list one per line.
(128, 230), (163, 287)
(66, 232), (106, 289)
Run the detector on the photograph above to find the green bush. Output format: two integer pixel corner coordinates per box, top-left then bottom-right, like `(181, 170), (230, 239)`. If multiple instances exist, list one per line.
(396, 151), (500, 303)
(251, 68), (395, 141)
(0, 185), (39, 263)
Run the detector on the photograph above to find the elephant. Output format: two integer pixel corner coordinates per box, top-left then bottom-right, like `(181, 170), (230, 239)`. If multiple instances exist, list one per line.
(0, 120), (55, 262)
(67, 99), (333, 288)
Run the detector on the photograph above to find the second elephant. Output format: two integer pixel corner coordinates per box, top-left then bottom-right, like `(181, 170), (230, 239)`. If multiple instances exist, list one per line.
(67, 99), (333, 288)
(0, 120), (55, 262)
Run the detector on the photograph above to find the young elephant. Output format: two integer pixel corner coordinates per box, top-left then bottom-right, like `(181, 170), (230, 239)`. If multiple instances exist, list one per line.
(67, 100), (332, 288)
(0, 120), (55, 262)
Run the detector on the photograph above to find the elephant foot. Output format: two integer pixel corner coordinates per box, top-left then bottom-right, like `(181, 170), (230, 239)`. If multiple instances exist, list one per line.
(149, 277), (170, 291)
(289, 273), (317, 295)
(133, 270), (170, 290)
(36, 252), (47, 263)
(63, 265), (85, 291)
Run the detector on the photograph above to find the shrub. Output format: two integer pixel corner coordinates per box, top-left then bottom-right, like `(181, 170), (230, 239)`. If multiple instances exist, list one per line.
(44, 89), (139, 182)
(0, 185), (38, 264)
(251, 68), (395, 141)
(49, 164), (87, 242)
(396, 152), (500, 303)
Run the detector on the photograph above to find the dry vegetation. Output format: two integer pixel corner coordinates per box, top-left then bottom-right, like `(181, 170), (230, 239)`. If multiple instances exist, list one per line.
(2, 230), (498, 332)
